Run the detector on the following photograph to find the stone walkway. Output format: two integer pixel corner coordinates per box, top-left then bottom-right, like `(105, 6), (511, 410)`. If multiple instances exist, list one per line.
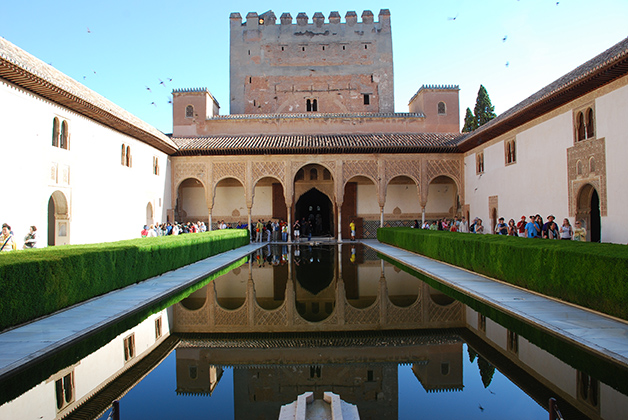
(0, 243), (264, 381)
(362, 239), (628, 368)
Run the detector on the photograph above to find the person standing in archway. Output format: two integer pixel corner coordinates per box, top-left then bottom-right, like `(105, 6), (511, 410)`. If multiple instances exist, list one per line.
(293, 219), (300, 242)
(573, 220), (587, 241)
(350, 219), (356, 241)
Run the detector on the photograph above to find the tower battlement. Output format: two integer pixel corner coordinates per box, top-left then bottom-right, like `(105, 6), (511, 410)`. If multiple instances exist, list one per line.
(229, 9), (390, 28)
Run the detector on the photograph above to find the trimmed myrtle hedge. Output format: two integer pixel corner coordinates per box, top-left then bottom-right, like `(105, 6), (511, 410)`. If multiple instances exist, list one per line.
(0, 230), (249, 331)
(377, 228), (628, 320)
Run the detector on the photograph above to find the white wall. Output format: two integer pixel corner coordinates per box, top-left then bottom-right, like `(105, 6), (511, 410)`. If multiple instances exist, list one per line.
(0, 79), (171, 246)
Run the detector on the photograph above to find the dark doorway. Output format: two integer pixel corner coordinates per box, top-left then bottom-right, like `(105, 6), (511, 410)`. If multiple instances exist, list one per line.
(48, 196), (55, 246)
(295, 188), (333, 236)
(590, 189), (601, 242)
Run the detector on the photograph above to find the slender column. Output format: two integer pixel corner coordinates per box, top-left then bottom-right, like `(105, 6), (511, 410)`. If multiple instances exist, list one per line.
(337, 209), (342, 242)
(208, 208), (213, 231)
(287, 206), (292, 243)
(421, 206), (426, 224)
(380, 206), (384, 227)
(247, 207), (252, 239)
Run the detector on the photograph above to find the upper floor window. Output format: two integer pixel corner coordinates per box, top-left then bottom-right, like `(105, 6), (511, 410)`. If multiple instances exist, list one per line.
(476, 152), (485, 174)
(122, 144), (132, 167)
(505, 139), (516, 164)
(52, 117), (69, 149)
(153, 156), (160, 175)
(364, 94), (370, 105)
(306, 99), (318, 112)
(575, 106), (595, 142)
(437, 101), (446, 115)
(55, 371), (75, 411)
(124, 333), (136, 362)
(52, 118), (60, 147)
(185, 105), (194, 118)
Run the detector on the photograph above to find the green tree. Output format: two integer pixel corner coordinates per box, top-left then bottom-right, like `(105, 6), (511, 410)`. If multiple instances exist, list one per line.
(473, 84), (496, 127)
(462, 107), (476, 132)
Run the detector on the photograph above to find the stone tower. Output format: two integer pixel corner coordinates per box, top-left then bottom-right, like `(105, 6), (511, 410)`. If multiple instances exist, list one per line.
(229, 10), (394, 115)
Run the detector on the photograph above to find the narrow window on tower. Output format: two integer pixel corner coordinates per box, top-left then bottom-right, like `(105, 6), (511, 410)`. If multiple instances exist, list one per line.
(312, 99), (318, 112)
(185, 105), (194, 118)
(364, 94), (370, 105)
(306, 99), (312, 112)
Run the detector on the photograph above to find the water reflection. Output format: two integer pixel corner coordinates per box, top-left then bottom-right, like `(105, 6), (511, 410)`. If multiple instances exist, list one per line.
(2, 244), (628, 420)
(176, 244), (457, 333)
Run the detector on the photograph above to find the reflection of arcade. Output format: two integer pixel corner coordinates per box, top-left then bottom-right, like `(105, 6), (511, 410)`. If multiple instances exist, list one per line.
(175, 333), (464, 420)
(174, 244), (465, 333)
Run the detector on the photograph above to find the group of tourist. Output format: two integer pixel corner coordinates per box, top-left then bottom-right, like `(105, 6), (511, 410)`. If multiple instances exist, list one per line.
(0, 223), (38, 251)
(414, 214), (587, 241)
(140, 221), (208, 237)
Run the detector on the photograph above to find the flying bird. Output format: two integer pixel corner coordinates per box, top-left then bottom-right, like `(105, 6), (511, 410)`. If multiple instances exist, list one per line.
(505, 61), (510, 67)
(87, 27), (91, 34)
(150, 102), (157, 107)
(502, 35), (507, 42)
(448, 13), (459, 21)
(146, 86), (152, 93)
(479, 404), (484, 412)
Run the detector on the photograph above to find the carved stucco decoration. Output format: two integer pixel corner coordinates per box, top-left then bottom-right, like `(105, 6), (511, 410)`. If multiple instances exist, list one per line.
(212, 161), (246, 185)
(424, 158), (464, 205)
(427, 301), (463, 324)
(343, 160), (378, 185)
(252, 161), (286, 188)
(567, 137), (607, 217)
(173, 162), (208, 189)
(173, 303), (209, 328)
(384, 159), (421, 185)
(254, 304), (288, 326)
(344, 298), (381, 325)
(387, 299), (422, 325)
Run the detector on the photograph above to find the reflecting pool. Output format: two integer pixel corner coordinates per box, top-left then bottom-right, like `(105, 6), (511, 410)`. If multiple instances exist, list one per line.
(1, 244), (627, 420)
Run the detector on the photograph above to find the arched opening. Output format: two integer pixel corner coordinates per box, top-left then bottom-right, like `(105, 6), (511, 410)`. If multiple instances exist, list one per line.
(428, 285), (455, 306)
(176, 178), (207, 223)
(576, 184), (601, 242)
(146, 202), (154, 227)
(180, 285), (208, 310)
(426, 176), (459, 221)
(384, 175), (420, 228)
(295, 188), (333, 236)
(252, 176), (286, 226)
(47, 191), (69, 246)
(214, 177), (246, 228)
(343, 175), (377, 239)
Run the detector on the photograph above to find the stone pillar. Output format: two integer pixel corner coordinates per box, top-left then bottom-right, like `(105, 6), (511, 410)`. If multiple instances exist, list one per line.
(379, 266), (388, 325)
(380, 206), (384, 228)
(421, 206), (426, 224)
(247, 275), (255, 327)
(247, 206), (252, 239)
(208, 207), (213, 231)
(337, 209), (343, 242)
(286, 271), (295, 326)
(287, 205), (292, 243)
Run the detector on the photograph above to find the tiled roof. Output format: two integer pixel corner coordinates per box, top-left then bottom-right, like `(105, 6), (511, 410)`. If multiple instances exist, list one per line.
(457, 36), (628, 152)
(172, 132), (462, 156)
(0, 37), (177, 154)
(208, 112), (426, 120)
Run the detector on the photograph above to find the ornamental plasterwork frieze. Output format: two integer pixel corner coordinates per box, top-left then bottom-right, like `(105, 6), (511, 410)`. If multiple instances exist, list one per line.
(252, 161), (285, 187)
(567, 137), (607, 217)
(212, 161), (245, 185)
(173, 162), (207, 189)
(343, 160), (378, 184)
(384, 159), (421, 185)
(426, 159), (461, 185)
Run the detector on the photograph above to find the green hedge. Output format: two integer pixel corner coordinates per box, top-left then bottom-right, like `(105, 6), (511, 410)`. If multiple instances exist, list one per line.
(377, 228), (628, 320)
(0, 230), (249, 331)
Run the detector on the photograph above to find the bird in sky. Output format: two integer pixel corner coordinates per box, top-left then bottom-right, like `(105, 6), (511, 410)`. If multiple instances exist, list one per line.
(146, 86), (152, 93)
(87, 27), (91, 34)
(502, 35), (507, 42)
(478, 404), (484, 412)
(505, 61), (510, 67)
(159, 78), (166, 87)
(448, 13), (459, 21)
(151, 102), (157, 107)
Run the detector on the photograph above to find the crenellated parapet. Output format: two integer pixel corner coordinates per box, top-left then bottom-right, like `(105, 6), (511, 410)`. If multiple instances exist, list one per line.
(229, 9), (390, 27)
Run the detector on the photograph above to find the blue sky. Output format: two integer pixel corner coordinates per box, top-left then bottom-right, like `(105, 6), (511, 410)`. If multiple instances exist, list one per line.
(2, 0), (627, 133)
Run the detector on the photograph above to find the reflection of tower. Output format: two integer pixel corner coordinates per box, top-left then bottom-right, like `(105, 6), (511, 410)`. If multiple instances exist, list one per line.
(233, 364), (398, 420)
(411, 342), (463, 393)
(175, 348), (224, 396)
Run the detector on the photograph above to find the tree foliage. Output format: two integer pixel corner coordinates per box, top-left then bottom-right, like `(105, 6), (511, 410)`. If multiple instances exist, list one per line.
(462, 107), (476, 132)
(462, 85), (497, 132)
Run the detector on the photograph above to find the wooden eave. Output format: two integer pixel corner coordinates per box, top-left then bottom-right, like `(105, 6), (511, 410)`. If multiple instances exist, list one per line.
(457, 48), (628, 153)
(0, 59), (178, 155)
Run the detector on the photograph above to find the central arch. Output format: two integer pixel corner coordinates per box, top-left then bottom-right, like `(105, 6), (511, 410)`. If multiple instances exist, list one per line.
(295, 188), (333, 236)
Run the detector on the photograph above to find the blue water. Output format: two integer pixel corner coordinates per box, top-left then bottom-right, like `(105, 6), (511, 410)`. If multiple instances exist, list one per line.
(100, 343), (545, 420)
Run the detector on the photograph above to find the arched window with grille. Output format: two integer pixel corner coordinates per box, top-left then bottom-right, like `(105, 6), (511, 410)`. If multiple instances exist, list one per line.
(185, 105), (194, 118)
(60, 120), (69, 149)
(52, 118), (60, 147)
(586, 108), (595, 138)
(577, 112), (586, 141)
(437, 101), (446, 115)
